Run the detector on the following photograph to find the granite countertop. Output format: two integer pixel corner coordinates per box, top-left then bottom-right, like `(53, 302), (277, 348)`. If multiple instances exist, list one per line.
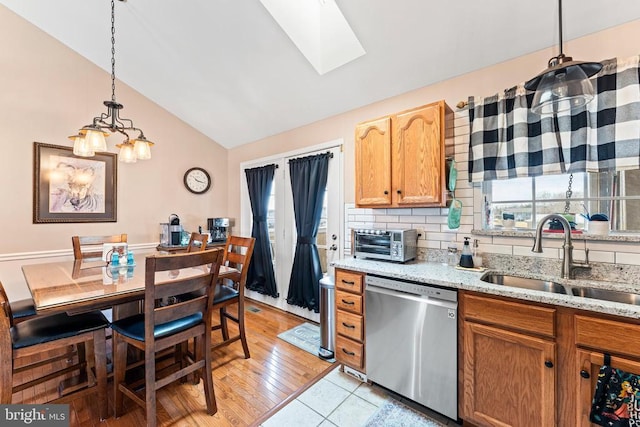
(332, 257), (640, 319)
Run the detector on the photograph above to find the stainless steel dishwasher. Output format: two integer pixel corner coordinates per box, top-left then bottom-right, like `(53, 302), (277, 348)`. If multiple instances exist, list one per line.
(365, 275), (458, 420)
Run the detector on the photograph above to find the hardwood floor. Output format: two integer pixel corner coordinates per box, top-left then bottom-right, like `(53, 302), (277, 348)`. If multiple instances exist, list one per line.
(12, 300), (333, 426)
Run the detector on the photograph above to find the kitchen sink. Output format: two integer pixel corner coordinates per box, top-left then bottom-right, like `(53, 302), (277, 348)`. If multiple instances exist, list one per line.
(571, 287), (640, 306)
(480, 273), (567, 294)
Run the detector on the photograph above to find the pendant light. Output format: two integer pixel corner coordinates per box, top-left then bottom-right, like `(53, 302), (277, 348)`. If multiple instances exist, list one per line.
(524, 0), (602, 115)
(69, 0), (154, 162)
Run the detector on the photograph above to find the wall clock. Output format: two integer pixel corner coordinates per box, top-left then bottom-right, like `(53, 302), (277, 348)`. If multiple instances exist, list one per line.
(183, 167), (211, 194)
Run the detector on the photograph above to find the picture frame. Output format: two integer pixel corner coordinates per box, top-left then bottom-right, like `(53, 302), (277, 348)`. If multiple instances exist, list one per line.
(33, 142), (117, 223)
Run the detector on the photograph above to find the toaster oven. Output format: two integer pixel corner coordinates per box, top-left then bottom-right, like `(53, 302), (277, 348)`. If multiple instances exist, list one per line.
(352, 229), (418, 262)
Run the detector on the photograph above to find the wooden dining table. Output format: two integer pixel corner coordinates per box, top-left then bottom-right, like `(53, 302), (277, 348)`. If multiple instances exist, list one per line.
(22, 251), (237, 315)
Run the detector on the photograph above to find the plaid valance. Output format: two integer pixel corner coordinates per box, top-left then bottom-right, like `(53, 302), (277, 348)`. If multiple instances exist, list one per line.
(468, 54), (640, 182)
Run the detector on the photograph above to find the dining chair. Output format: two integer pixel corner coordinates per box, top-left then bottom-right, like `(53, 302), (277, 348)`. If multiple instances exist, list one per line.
(211, 235), (256, 359)
(111, 248), (224, 426)
(0, 281), (109, 420)
(186, 232), (209, 252)
(72, 234), (128, 261)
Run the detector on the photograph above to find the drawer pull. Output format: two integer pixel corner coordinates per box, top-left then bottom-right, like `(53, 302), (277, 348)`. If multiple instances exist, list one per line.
(341, 299), (355, 305)
(341, 280), (355, 285)
(544, 360), (554, 369)
(580, 370), (590, 379)
(342, 322), (355, 329)
(342, 348), (356, 356)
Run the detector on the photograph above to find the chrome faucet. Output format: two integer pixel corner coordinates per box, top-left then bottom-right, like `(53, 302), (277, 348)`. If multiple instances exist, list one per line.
(532, 214), (590, 279)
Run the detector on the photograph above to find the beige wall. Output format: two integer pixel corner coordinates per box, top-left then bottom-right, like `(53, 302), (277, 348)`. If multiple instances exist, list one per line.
(0, 6), (229, 252)
(227, 20), (640, 224)
(0, 7), (228, 298)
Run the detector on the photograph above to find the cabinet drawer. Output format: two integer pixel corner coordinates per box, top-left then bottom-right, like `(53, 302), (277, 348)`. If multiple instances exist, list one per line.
(336, 310), (364, 341)
(336, 290), (363, 314)
(463, 293), (556, 339)
(335, 270), (363, 294)
(336, 335), (364, 370)
(575, 315), (640, 357)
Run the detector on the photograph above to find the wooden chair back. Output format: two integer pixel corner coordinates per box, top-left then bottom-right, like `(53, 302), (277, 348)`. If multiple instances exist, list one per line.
(221, 236), (256, 293)
(186, 232), (209, 253)
(72, 234), (128, 260)
(0, 282), (11, 403)
(0, 282), (14, 327)
(209, 236), (255, 358)
(144, 249), (224, 348)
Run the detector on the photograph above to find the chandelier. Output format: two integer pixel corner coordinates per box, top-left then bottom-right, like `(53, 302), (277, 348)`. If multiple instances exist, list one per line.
(524, 0), (602, 115)
(69, 0), (153, 163)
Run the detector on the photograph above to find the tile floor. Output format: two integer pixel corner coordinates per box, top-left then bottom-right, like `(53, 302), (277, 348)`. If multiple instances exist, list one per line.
(260, 365), (457, 427)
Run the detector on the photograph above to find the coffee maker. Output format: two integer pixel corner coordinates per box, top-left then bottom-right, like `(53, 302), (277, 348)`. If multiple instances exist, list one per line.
(208, 217), (230, 242)
(169, 214), (183, 245)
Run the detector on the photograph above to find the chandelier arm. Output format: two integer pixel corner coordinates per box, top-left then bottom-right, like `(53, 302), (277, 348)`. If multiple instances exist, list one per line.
(72, 0), (153, 159)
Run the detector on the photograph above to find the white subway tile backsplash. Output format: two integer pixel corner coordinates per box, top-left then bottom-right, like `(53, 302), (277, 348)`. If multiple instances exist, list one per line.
(400, 215), (425, 223)
(454, 117), (468, 127)
(615, 252), (640, 265)
(513, 246), (559, 259)
(418, 239), (441, 249)
(589, 241), (640, 254)
(374, 215), (399, 223)
(388, 208), (413, 215)
(480, 244), (513, 255)
(574, 250), (614, 264)
(426, 216), (448, 224)
(411, 208), (442, 215)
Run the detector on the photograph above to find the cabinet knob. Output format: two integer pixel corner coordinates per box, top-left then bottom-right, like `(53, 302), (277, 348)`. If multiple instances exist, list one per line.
(397, 190), (402, 194)
(580, 370), (591, 379)
(544, 360), (554, 368)
(384, 190), (389, 195)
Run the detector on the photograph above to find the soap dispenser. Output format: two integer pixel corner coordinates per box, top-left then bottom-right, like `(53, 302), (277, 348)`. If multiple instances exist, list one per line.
(459, 237), (474, 268)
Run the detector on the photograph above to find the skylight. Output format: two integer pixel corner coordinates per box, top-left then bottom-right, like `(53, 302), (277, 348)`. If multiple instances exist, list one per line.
(259, 0), (366, 75)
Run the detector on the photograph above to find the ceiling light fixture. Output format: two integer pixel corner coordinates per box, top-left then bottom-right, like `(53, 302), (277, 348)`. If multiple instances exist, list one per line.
(69, 0), (153, 163)
(524, 0), (602, 115)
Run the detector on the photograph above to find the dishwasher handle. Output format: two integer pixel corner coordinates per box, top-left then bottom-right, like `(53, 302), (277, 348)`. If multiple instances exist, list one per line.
(366, 284), (458, 310)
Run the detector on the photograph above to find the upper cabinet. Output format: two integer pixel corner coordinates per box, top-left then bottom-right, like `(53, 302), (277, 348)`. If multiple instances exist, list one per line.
(355, 101), (448, 208)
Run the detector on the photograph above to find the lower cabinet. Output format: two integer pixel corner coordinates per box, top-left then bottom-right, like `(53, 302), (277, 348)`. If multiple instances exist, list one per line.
(461, 291), (640, 427)
(574, 314), (640, 426)
(461, 293), (557, 427)
(334, 269), (366, 373)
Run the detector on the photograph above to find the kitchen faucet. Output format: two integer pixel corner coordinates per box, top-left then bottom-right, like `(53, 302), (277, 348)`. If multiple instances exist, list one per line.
(532, 214), (591, 279)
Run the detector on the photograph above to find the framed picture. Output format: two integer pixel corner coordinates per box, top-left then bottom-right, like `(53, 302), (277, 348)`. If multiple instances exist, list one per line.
(33, 142), (117, 223)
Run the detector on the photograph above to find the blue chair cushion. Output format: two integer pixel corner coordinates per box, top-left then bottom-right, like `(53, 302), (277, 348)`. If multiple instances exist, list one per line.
(11, 310), (109, 350)
(110, 313), (203, 342)
(214, 285), (238, 305)
(10, 298), (37, 320)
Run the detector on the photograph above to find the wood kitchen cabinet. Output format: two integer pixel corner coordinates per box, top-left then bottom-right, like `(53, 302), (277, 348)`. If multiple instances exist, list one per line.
(574, 315), (640, 426)
(355, 101), (449, 208)
(460, 291), (640, 427)
(461, 292), (557, 427)
(334, 269), (366, 372)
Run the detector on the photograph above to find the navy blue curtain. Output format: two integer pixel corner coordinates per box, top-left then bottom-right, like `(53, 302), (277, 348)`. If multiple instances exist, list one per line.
(286, 153), (330, 312)
(245, 164), (278, 298)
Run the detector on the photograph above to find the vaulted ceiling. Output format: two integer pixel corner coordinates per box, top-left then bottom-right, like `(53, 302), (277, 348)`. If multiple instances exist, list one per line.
(3, 0), (640, 148)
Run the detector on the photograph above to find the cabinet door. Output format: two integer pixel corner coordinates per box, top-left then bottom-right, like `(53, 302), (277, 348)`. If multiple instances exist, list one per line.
(392, 102), (445, 206)
(463, 322), (556, 427)
(576, 349), (640, 426)
(355, 117), (392, 206)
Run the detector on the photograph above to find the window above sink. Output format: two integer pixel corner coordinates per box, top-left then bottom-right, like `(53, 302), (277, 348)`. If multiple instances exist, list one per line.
(482, 170), (640, 234)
